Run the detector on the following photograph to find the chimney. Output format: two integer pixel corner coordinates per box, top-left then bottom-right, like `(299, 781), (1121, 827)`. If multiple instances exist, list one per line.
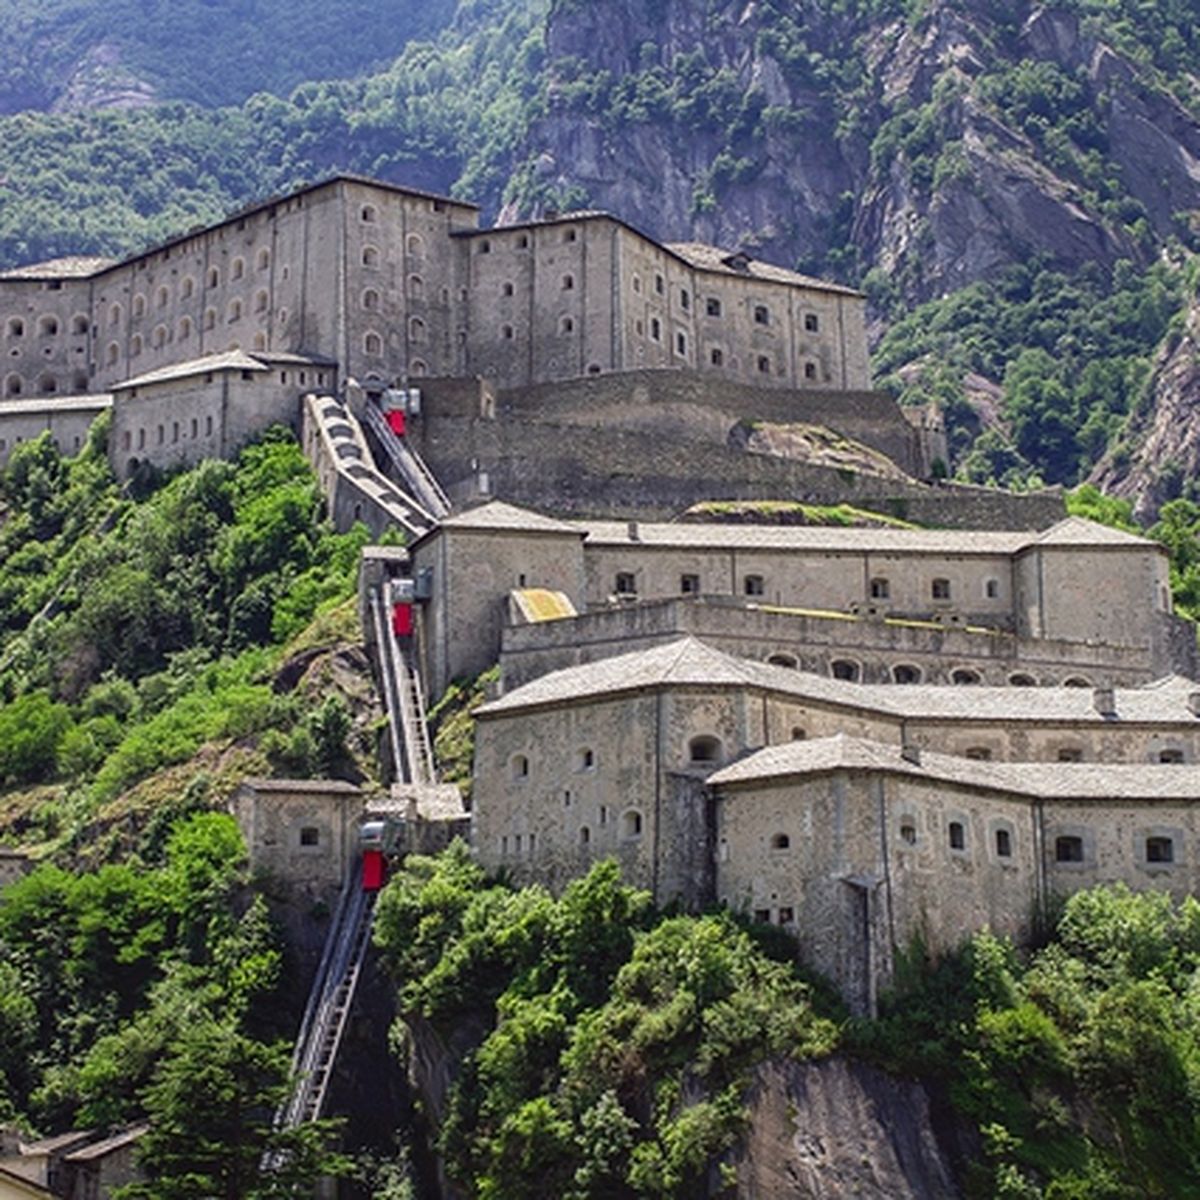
(628, 521), (640, 543)
(1188, 692), (1200, 718)
(900, 743), (921, 766)
(1093, 686), (1116, 717)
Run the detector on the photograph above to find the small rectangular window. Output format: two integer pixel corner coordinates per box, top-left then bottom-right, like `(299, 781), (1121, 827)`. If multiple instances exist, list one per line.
(743, 574), (764, 597)
(804, 312), (819, 333)
(706, 297), (722, 317)
(615, 572), (637, 595)
(1055, 835), (1084, 863)
(680, 573), (700, 595)
(754, 304), (769, 326)
(995, 828), (1012, 857)
(754, 909), (770, 924)
(777, 907), (794, 924)
(948, 821), (966, 850)
(680, 288), (690, 310)
(300, 826), (319, 846)
(932, 578), (951, 600)
(1146, 836), (1175, 863)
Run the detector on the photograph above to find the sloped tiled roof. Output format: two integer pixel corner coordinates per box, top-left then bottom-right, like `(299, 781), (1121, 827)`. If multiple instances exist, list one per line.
(708, 733), (1200, 800)
(0, 255), (115, 280)
(576, 515), (1157, 555)
(476, 636), (1200, 725)
(113, 350), (268, 390)
(666, 241), (863, 296)
(436, 501), (584, 537)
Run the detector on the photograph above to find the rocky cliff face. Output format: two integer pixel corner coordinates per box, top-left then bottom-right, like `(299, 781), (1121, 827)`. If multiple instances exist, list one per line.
(722, 1054), (969, 1198)
(514, 0), (1200, 306)
(1091, 292), (1200, 520)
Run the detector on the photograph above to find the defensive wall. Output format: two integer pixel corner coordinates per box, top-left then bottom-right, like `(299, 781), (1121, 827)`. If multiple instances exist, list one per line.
(0, 394), (111, 468)
(499, 595), (1164, 691)
(404, 374), (1064, 529)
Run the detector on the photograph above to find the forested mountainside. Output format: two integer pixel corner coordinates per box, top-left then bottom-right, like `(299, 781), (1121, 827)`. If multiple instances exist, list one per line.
(0, 0), (459, 113)
(1, 0), (1198, 504)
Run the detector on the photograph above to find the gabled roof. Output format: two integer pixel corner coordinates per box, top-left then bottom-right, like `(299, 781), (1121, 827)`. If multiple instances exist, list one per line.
(434, 501), (584, 537)
(62, 1124), (149, 1163)
(708, 733), (1200, 800)
(476, 636), (1200, 725)
(113, 350), (268, 390)
(1026, 516), (1155, 548)
(0, 255), (114, 280)
(666, 242), (863, 296)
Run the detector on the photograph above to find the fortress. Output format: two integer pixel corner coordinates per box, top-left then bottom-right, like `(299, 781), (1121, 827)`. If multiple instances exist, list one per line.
(4, 174), (1199, 1013)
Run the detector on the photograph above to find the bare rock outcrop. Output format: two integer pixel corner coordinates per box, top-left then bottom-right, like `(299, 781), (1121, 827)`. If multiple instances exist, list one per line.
(1090, 294), (1200, 521)
(722, 1054), (969, 1199)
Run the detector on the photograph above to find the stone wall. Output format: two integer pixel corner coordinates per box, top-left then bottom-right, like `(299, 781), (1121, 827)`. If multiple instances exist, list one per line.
(500, 596), (1163, 690)
(0, 395), (109, 468)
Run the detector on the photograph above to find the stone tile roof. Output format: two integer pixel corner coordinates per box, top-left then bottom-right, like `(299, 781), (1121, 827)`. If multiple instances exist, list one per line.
(237, 777), (362, 795)
(708, 733), (1200, 799)
(476, 636), (1200, 725)
(1029, 516), (1153, 547)
(0, 394), (112, 415)
(665, 241), (864, 296)
(0, 255), (115, 279)
(62, 1124), (149, 1163)
(114, 350), (269, 390)
(435, 500), (584, 537)
(579, 519), (1033, 555)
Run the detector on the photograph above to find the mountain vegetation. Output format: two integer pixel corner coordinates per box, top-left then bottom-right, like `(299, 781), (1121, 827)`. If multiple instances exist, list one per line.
(1, 0), (1198, 501)
(375, 847), (1200, 1199)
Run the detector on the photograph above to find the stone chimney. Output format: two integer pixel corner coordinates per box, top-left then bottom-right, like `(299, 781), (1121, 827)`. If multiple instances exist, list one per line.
(1093, 686), (1116, 716)
(900, 743), (921, 765)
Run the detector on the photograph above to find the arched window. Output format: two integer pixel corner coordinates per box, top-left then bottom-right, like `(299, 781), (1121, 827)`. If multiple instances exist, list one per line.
(252, 332), (267, 351)
(72, 371), (88, 392)
(360, 203), (378, 223)
(109, 303), (122, 327)
(948, 821), (966, 851)
(791, 727), (806, 740)
(227, 299), (242, 322)
(502, 281), (514, 297)
(410, 359), (428, 376)
(409, 316), (426, 343)
(181, 276), (195, 299)
(710, 347), (724, 366)
(995, 828), (1013, 858)
(362, 288), (380, 311)
(767, 654), (797, 668)
(754, 304), (770, 325)
(38, 374), (56, 394)
(206, 266), (220, 289)
(580, 825), (591, 845)
(71, 314), (89, 335)
(1009, 673), (1036, 687)
(804, 362), (817, 380)
(893, 663), (922, 684)
(231, 257), (245, 281)
(407, 233), (423, 256)
(156, 285), (169, 309)
(38, 315), (59, 336)
(770, 833), (790, 850)
(562, 273), (575, 290)
(502, 324), (514, 340)
(408, 274), (424, 300)
(204, 308), (216, 331)
(179, 316), (193, 340)
(4, 374), (21, 396)
(362, 245), (380, 267)
(132, 295), (145, 318)
(559, 316), (575, 335)
(130, 334), (143, 357)
(6, 317), (23, 337)
(510, 754), (529, 780)
(577, 748), (596, 772)
(688, 735), (722, 765)
(257, 248), (270, 271)
(255, 290), (269, 314)
(152, 324), (167, 349)
(1062, 676), (1091, 688)
(105, 342), (118, 366)
(364, 332), (383, 356)
(621, 810), (643, 839)
(757, 354), (771, 374)
(831, 659), (860, 681)
(951, 668), (981, 685)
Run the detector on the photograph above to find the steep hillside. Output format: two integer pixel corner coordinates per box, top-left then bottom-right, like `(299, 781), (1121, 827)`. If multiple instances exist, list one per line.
(0, 0), (1197, 501)
(0, 0), (459, 113)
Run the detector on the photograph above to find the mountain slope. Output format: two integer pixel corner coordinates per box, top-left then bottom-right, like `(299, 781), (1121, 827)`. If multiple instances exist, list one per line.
(0, 0), (459, 113)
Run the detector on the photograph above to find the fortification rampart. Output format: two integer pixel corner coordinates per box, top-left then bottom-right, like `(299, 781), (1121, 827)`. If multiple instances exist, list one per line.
(407, 383), (1064, 528)
(499, 596), (1162, 691)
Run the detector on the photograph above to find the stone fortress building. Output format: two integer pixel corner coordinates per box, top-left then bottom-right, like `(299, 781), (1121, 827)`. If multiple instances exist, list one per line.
(5, 172), (1199, 1012)
(0, 174), (869, 475)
